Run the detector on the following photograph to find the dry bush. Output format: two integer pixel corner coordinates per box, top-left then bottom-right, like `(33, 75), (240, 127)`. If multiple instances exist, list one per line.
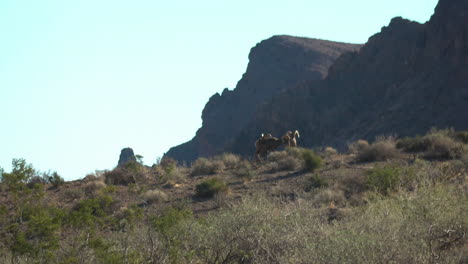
(311, 188), (346, 208)
(195, 178), (229, 198)
(397, 129), (465, 160)
(232, 160), (256, 182)
(324, 146), (338, 156)
(215, 153), (242, 170)
(304, 174), (329, 192)
(83, 180), (106, 196)
(348, 139), (370, 154)
(103, 163), (149, 185)
(191, 157), (225, 176)
(62, 188), (84, 202)
(423, 133), (464, 160)
(453, 131), (468, 144)
(140, 189), (168, 204)
(356, 136), (401, 162)
(159, 157), (177, 169)
(267, 151), (301, 172)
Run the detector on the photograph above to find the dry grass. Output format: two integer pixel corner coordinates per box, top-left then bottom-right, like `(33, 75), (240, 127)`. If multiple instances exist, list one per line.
(348, 139), (370, 154)
(140, 189), (168, 203)
(191, 157), (225, 176)
(355, 136), (401, 162)
(83, 180), (106, 196)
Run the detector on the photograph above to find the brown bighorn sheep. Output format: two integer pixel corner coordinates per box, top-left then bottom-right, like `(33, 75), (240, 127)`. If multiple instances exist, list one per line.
(254, 133), (287, 161)
(282, 130), (300, 147)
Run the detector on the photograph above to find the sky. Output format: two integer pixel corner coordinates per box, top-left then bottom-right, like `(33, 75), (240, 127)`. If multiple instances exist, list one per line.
(1, 0), (439, 180)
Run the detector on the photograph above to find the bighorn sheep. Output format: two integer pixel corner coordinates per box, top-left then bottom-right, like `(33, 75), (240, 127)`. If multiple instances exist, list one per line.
(254, 133), (287, 161)
(282, 130), (300, 147)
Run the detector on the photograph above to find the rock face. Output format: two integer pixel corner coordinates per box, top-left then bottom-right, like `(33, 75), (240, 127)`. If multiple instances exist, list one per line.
(167, 0), (468, 161)
(229, 0), (468, 155)
(165, 36), (361, 162)
(118, 148), (136, 167)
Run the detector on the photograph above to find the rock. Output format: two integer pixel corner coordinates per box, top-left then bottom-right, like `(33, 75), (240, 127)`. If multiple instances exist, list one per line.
(167, 0), (468, 161)
(118, 147), (136, 167)
(165, 36), (361, 162)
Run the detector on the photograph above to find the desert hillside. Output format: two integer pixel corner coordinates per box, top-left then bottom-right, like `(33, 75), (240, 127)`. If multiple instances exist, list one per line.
(0, 129), (467, 263)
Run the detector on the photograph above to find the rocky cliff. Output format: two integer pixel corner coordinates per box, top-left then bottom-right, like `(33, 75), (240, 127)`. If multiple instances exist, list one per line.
(165, 36), (361, 162)
(229, 0), (468, 155)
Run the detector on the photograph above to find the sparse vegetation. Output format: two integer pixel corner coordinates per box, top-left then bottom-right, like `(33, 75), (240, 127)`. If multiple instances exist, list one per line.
(195, 178), (228, 198)
(305, 174), (329, 192)
(140, 189), (168, 203)
(191, 157), (225, 176)
(1, 129), (467, 263)
(355, 136), (401, 162)
(348, 139), (369, 154)
(301, 148), (322, 172)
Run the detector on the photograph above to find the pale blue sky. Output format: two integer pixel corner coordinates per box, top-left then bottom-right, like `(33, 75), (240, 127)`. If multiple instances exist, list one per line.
(1, 0), (438, 180)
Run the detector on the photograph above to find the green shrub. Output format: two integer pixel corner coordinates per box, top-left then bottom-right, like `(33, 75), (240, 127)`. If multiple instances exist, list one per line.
(366, 165), (401, 195)
(1, 158), (36, 192)
(191, 157), (225, 176)
(305, 174), (328, 192)
(195, 178), (228, 198)
(44, 171), (65, 188)
(301, 149), (322, 172)
(233, 161), (256, 182)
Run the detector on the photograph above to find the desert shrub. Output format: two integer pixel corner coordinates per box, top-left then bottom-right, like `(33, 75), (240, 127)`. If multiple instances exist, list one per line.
(62, 188), (84, 201)
(27, 175), (47, 188)
(267, 150), (301, 172)
(305, 174), (328, 192)
(396, 135), (430, 152)
(43, 171), (64, 188)
(140, 189), (168, 204)
(232, 160), (256, 182)
(195, 178), (228, 198)
(301, 149), (322, 172)
(356, 137), (401, 162)
(453, 131), (468, 144)
(324, 146), (338, 156)
(423, 133), (464, 160)
(1, 158), (36, 192)
(312, 188), (346, 207)
(104, 167), (136, 185)
(159, 157), (177, 168)
(348, 139), (369, 154)
(366, 165), (402, 195)
(67, 194), (115, 228)
(83, 180), (106, 196)
(215, 153), (242, 169)
(191, 157), (225, 176)
(397, 130), (465, 160)
(101, 185), (118, 194)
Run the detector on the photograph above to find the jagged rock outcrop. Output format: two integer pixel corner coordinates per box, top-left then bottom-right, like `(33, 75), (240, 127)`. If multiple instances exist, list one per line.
(167, 0), (467, 161)
(118, 147), (136, 167)
(165, 36), (361, 162)
(229, 0), (468, 155)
